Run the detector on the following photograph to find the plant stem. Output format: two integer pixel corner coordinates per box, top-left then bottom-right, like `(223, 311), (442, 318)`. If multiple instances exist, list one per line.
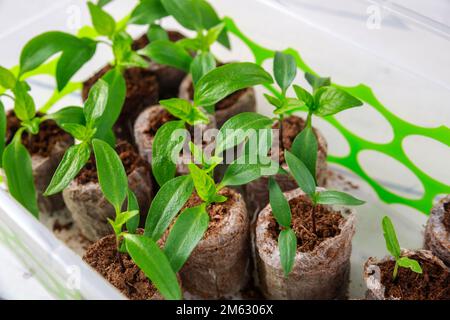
(279, 114), (284, 155)
(393, 261), (399, 280)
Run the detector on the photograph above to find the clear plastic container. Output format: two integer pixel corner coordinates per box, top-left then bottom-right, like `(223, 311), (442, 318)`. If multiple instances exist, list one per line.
(0, 0), (448, 299)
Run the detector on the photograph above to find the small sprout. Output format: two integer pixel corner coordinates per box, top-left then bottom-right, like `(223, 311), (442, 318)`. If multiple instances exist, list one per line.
(381, 216), (423, 280)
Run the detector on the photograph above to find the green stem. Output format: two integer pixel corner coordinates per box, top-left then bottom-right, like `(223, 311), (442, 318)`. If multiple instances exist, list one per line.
(393, 261), (399, 280)
(279, 114), (284, 154)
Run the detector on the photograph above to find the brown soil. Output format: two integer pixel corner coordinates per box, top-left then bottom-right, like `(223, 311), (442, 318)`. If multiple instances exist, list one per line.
(187, 81), (246, 111)
(443, 201), (450, 232)
(268, 194), (343, 252)
(183, 187), (237, 238)
(377, 255), (450, 300)
(6, 111), (72, 157)
(76, 140), (149, 184)
(83, 233), (157, 300)
(132, 31), (185, 51)
(144, 108), (176, 136)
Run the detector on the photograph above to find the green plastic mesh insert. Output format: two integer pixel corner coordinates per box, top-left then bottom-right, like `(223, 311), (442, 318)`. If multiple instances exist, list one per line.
(224, 18), (450, 215)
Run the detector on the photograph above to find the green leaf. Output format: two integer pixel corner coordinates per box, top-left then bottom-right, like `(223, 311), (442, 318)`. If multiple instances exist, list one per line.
(293, 85), (314, 109)
(273, 51), (297, 93)
(0, 66), (16, 89)
(47, 106), (86, 127)
(124, 234), (182, 300)
(381, 216), (401, 260)
(285, 150), (316, 197)
(188, 163), (217, 203)
(97, 0), (113, 7)
(196, 0), (230, 49)
(12, 81), (35, 121)
(126, 188), (140, 234)
(120, 51), (149, 69)
(190, 52), (216, 86)
(205, 22), (225, 47)
(273, 98), (305, 115)
(139, 40), (193, 72)
(84, 79), (109, 128)
(129, 0), (168, 25)
(159, 98), (208, 125)
(3, 139), (39, 217)
(145, 175), (194, 240)
(112, 31), (133, 63)
(268, 177), (291, 228)
(315, 190), (365, 206)
(305, 72), (330, 91)
(87, 1), (116, 37)
(314, 86), (363, 117)
(194, 62), (273, 106)
(220, 160), (265, 187)
(0, 100), (5, 167)
(92, 139), (127, 212)
(94, 68), (126, 141)
(60, 123), (87, 141)
(397, 257), (423, 274)
(44, 142), (91, 196)
(291, 126), (317, 180)
(161, 0), (201, 31)
(164, 205), (209, 272)
(152, 120), (187, 186)
(279, 228), (297, 277)
(215, 112), (273, 156)
(109, 210), (139, 235)
(264, 94), (283, 109)
(147, 24), (169, 41)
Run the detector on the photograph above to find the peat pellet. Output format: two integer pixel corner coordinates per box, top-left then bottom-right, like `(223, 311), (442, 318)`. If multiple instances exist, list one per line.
(82, 66), (159, 142)
(255, 188), (355, 300)
(83, 233), (163, 300)
(132, 31), (187, 99)
(178, 188), (250, 299)
(245, 116), (328, 216)
(179, 75), (256, 128)
(424, 195), (450, 266)
(134, 105), (216, 177)
(364, 249), (450, 300)
(63, 141), (152, 242)
(6, 111), (73, 220)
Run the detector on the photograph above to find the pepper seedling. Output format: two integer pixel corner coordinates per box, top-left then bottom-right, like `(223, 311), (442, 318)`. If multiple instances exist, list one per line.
(0, 65), (85, 217)
(381, 216), (422, 280)
(91, 138), (181, 300)
(151, 62), (273, 186)
(268, 136), (365, 276)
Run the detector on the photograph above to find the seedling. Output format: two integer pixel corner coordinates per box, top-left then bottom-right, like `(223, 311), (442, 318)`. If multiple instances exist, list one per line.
(91, 137), (181, 300)
(268, 135), (365, 276)
(151, 62), (273, 186)
(381, 216), (423, 280)
(0, 65), (86, 217)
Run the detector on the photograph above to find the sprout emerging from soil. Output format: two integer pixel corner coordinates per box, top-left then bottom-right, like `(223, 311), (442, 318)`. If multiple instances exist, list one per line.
(381, 216), (423, 280)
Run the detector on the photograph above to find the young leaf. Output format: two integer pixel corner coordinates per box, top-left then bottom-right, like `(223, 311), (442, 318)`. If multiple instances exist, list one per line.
(47, 106), (86, 127)
(92, 139), (127, 212)
(139, 40), (193, 72)
(279, 228), (297, 277)
(0, 66), (16, 89)
(147, 24), (169, 41)
(84, 79), (109, 128)
(164, 205), (209, 272)
(273, 51), (297, 93)
(152, 120), (187, 187)
(129, 0), (168, 25)
(285, 150), (316, 198)
(188, 163), (217, 203)
(159, 98), (208, 125)
(291, 126), (317, 180)
(305, 72), (330, 91)
(382, 216), (401, 260)
(293, 85), (314, 108)
(12, 81), (35, 121)
(109, 210), (139, 236)
(161, 0), (202, 31)
(87, 1), (116, 38)
(315, 190), (365, 206)
(124, 234), (182, 300)
(196, 0), (230, 48)
(60, 123), (87, 141)
(215, 112), (272, 156)
(44, 142), (91, 196)
(194, 63), (273, 106)
(264, 94), (283, 109)
(112, 31), (133, 63)
(205, 22), (225, 47)
(314, 86), (363, 117)
(2, 139), (39, 217)
(126, 188), (140, 234)
(145, 175), (194, 240)
(273, 98), (305, 115)
(190, 52), (216, 86)
(220, 161), (265, 187)
(397, 257), (423, 274)
(268, 177), (291, 228)
(97, 0), (113, 7)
